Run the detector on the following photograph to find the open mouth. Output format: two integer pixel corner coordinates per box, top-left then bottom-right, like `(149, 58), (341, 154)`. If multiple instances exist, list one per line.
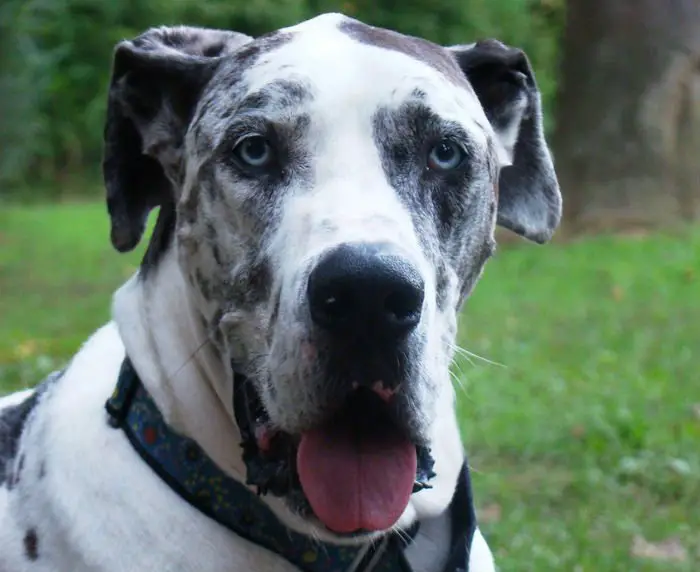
(233, 373), (436, 535)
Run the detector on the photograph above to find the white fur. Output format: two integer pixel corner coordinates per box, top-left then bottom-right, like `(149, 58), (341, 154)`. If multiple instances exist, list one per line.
(470, 529), (496, 572)
(0, 389), (34, 408)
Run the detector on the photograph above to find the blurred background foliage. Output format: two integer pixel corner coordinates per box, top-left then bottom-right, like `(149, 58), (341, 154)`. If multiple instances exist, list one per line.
(0, 0), (564, 198)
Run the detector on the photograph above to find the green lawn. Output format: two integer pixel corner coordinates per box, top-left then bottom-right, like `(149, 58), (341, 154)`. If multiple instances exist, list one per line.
(1, 203), (698, 570)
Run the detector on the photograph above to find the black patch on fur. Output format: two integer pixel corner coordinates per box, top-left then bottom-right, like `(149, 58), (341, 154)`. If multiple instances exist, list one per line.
(232, 78), (308, 115)
(211, 242), (223, 265)
(0, 394), (40, 486)
(198, 315), (210, 334)
(435, 262), (450, 311)
(339, 18), (468, 88)
(196, 268), (216, 300)
(23, 528), (38, 560)
(267, 293), (281, 342)
(139, 202), (176, 278)
(204, 221), (217, 242)
(458, 237), (496, 303)
(7, 453), (27, 490)
(0, 370), (63, 488)
(241, 259), (273, 307)
(223, 32), (292, 76)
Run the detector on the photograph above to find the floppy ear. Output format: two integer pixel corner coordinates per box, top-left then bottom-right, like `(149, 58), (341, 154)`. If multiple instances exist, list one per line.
(449, 40), (562, 243)
(103, 26), (252, 252)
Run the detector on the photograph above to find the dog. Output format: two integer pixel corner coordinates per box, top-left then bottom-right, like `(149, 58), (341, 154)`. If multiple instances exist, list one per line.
(0, 12), (561, 572)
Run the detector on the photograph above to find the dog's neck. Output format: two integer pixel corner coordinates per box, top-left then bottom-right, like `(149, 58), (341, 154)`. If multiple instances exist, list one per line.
(111, 248), (247, 481)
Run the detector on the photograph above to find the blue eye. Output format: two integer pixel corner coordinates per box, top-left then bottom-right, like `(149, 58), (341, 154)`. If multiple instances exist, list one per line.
(427, 140), (465, 171)
(234, 135), (274, 168)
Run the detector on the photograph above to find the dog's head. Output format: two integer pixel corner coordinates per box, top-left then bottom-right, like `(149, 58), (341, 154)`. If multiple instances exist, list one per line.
(104, 13), (560, 539)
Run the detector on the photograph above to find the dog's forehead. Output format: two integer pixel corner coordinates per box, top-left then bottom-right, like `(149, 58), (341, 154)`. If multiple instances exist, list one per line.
(235, 14), (484, 126)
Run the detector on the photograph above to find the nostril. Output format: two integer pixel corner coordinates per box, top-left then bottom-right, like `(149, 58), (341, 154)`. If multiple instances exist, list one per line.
(310, 288), (355, 329)
(384, 287), (423, 328)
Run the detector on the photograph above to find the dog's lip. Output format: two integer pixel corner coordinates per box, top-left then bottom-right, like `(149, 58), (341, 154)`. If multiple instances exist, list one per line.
(253, 382), (402, 452)
(354, 380), (401, 403)
(233, 371), (436, 509)
(252, 419), (294, 454)
(253, 386), (408, 456)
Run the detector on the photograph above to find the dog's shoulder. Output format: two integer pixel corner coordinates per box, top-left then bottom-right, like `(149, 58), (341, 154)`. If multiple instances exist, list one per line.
(0, 322), (290, 571)
(0, 323), (128, 570)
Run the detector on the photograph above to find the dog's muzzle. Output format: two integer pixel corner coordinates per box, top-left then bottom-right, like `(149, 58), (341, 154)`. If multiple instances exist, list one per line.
(233, 242), (435, 535)
(233, 372), (436, 536)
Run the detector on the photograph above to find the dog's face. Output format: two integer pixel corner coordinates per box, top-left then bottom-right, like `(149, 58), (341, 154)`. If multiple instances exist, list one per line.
(104, 13), (560, 537)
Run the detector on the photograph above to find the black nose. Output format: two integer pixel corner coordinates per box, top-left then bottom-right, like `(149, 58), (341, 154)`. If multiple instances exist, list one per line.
(307, 243), (425, 340)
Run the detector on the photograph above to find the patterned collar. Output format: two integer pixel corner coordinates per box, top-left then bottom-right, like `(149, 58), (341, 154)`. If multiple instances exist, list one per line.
(105, 358), (477, 572)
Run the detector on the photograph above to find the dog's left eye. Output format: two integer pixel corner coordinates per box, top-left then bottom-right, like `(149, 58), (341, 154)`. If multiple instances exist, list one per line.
(427, 140), (465, 171)
(234, 135), (274, 168)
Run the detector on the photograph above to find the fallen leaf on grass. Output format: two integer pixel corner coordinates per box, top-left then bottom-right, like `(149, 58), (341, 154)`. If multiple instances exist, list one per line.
(611, 285), (624, 301)
(631, 535), (687, 562)
(617, 228), (651, 239)
(668, 457), (692, 476)
(478, 503), (502, 524)
(692, 403), (700, 420)
(570, 424), (587, 439)
(14, 340), (38, 359)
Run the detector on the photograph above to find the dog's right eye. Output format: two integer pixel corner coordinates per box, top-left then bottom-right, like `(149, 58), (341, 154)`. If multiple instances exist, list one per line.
(233, 135), (274, 168)
(427, 139), (466, 172)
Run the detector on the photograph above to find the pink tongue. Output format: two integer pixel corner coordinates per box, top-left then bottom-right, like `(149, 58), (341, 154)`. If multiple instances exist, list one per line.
(297, 418), (417, 534)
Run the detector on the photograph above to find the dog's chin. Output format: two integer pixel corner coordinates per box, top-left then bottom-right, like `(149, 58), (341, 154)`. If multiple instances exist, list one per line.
(233, 377), (436, 538)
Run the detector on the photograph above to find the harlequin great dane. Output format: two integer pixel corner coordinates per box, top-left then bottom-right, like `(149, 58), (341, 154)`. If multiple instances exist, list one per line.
(0, 12), (561, 572)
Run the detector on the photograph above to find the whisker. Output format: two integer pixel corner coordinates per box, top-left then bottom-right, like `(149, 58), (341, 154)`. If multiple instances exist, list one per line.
(449, 368), (465, 394)
(164, 337), (213, 384)
(467, 460), (485, 476)
(390, 524), (412, 545)
(450, 356), (468, 387)
(451, 343), (476, 368)
(449, 341), (505, 368)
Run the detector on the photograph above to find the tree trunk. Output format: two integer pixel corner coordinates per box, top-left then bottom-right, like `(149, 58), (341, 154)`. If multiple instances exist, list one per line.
(552, 0), (700, 233)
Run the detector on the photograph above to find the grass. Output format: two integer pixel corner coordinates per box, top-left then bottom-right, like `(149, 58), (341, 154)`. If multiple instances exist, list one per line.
(0, 203), (143, 392)
(1, 203), (699, 570)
